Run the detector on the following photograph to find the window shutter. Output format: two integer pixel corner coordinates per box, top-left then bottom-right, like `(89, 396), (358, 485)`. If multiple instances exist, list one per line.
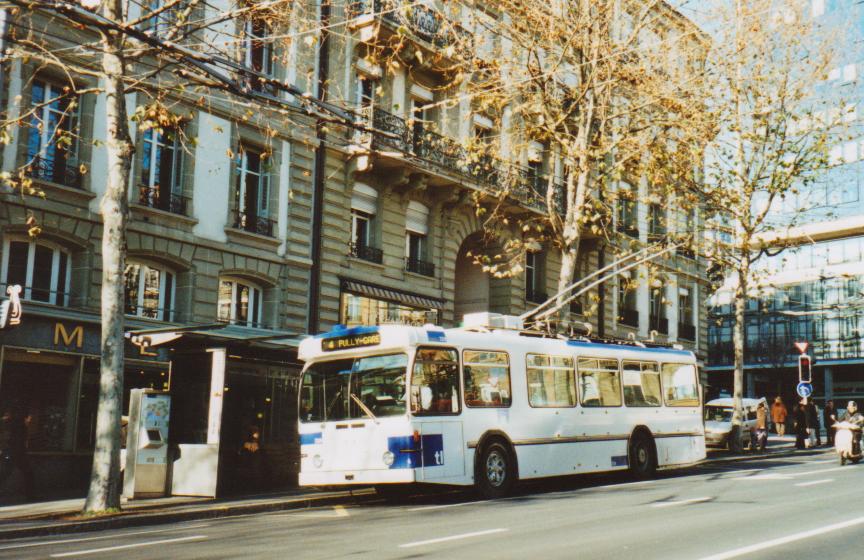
(405, 200), (429, 235)
(351, 182), (378, 214)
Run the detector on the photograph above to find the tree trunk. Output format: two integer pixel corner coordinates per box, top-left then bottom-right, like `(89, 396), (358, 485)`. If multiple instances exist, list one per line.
(730, 262), (748, 453)
(85, 5), (133, 512)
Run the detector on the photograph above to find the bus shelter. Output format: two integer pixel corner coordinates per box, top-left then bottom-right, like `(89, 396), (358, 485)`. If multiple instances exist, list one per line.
(127, 324), (303, 497)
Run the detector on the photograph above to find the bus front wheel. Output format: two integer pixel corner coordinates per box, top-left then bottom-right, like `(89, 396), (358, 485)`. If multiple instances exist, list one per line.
(628, 432), (657, 479)
(477, 441), (516, 499)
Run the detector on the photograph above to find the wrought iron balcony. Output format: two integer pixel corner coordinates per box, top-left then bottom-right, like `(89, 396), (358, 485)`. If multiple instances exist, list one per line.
(679, 322), (696, 341)
(526, 290), (548, 305)
(619, 308), (639, 328)
(414, 129), (465, 172)
(26, 155), (82, 189)
(405, 256), (435, 277)
(350, 0), (472, 51)
(349, 242), (384, 264)
(649, 316), (669, 335)
(137, 185), (189, 216)
(232, 210), (275, 237)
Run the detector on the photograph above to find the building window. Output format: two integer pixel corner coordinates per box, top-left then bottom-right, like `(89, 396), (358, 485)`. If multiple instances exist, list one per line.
(26, 79), (80, 188)
(1, 238), (70, 305)
(349, 183), (382, 263)
(138, 127), (186, 215)
(245, 17), (274, 91)
(339, 292), (438, 326)
(405, 201), (433, 276)
(679, 286), (696, 341)
(234, 147), (273, 236)
(617, 182), (638, 237)
(141, 0), (183, 36)
(649, 287), (668, 334)
(618, 276), (638, 328)
(526, 251), (546, 304)
(218, 278), (263, 327)
(124, 261), (175, 320)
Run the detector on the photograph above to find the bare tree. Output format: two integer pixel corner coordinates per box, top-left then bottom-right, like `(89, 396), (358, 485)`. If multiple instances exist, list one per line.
(697, 0), (849, 451)
(0, 0), (340, 511)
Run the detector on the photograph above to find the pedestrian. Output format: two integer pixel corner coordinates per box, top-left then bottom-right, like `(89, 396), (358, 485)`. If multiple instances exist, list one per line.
(751, 401), (768, 452)
(0, 405), (35, 501)
(793, 402), (807, 450)
(771, 396), (788, 436)
(805, 400), (821, 447)
(824, 400), (837, 447)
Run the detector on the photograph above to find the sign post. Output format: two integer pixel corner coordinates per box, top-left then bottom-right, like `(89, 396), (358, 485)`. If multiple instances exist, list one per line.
(794, 342), (812, 404)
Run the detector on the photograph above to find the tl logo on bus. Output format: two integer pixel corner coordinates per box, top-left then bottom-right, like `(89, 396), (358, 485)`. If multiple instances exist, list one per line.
(386, 434), (444, 469)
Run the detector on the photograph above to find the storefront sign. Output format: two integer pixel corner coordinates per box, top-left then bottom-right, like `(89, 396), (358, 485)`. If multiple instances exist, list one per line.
(54, 323), (84, 348)
(322, 332), (381, 352)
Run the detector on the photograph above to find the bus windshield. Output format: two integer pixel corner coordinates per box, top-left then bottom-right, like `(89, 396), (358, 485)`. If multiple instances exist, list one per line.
(300, 353), (408, 422)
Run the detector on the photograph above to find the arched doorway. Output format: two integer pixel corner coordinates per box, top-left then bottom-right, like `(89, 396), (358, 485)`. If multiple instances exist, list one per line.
(454, 234), (490, 323)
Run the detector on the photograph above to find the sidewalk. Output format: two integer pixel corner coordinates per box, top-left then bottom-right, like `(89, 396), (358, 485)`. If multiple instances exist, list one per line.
(0, 435), (823, 540)
(0, 487), (376, 540)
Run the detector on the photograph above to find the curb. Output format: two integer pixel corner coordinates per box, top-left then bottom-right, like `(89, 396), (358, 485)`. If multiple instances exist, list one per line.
(0, 488), (377, 540)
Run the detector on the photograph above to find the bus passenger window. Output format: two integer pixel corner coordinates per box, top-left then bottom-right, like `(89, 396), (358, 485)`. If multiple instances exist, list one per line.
(661, 364), (700, 407)
(622, 361), (662, 407)
(577, 358), (622, 407)
(410, 348), (460, 415)
(527, 354), (576, 407)
(463, 350), (511, 408)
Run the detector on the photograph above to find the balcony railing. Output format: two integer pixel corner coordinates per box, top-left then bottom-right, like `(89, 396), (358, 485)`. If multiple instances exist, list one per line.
(349, 242), (384, 264)
(26, 155), (82, 189)
(137, 185), (189, 216)
(617, 223), (639, 238)
(405, 256), (435, 277)
(526, 290), (548, 305)
(350, 0), (472, 51)
(361, 107), (560, 213)
(232, 211), (275, 237)
(619, 308), (639, 328)
(649, 316), (669, 335)
(679, 322), (696, 341)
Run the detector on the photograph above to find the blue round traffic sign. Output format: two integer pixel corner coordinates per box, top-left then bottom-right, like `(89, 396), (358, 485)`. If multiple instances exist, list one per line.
(797, 382), (813, 398)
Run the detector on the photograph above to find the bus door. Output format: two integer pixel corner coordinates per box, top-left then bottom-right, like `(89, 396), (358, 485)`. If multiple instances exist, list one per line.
(410, 347), (465, 481)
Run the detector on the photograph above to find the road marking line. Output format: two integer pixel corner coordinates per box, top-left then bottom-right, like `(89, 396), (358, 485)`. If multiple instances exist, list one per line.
(49, 535), (207, 558)
(652, 497), (713, 508)
(333, 505), (349, 517)
(792, 466), (851, 477)
(0, 525), (210, 551)
(732, 474), (792, 480)
(407, 500), (487, 512)
(698, 516), (864, 560)
(398, 528), (508, 548)
(795, 479), (833, 487)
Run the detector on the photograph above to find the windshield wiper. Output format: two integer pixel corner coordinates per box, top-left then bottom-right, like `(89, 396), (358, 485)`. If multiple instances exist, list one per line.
(350, 393), (378, 422)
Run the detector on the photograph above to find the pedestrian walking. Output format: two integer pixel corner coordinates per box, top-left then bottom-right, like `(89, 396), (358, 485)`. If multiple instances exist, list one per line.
(805, 401), (821, 447)
(794, 402), (807, 450)
(751, 401), (768, 452)
(824, 400), (837, 446)
(771, 396), (788, 436)
(0, 405), (34, 501)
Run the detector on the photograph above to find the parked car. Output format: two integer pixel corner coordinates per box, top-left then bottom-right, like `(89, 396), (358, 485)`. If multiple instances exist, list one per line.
(704, 397), (768, 449)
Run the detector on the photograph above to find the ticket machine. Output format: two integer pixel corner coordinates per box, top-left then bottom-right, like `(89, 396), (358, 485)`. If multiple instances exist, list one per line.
(123, 389), (171, 499)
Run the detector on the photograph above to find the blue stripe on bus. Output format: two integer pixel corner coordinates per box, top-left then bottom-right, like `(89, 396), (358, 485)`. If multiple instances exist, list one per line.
(300, 432), (323, 445)
(565, 340), (694, 356)
(387, 434), (445, 469)
(612, 455), (628, 467)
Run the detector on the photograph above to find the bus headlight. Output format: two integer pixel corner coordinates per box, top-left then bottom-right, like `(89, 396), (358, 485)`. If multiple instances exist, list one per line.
(382, 451), (395, 466)
(313, 454), (323, 468)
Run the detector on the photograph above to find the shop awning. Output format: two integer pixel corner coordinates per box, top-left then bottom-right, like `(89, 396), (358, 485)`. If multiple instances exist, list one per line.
(126, 323), (303, 352)
(341, 278), (446, 310)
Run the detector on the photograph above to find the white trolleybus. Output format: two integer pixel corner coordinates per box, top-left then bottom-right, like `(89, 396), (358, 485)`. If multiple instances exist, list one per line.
(297, 313), (705, 498)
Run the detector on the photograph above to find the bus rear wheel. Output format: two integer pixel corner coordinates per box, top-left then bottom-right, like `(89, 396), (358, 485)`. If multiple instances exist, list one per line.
(628, 432), (657, 479)
(477, 441), (516, 499)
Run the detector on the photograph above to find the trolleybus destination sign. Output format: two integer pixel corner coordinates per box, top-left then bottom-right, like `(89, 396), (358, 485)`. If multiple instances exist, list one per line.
(322, 332), (381, 352)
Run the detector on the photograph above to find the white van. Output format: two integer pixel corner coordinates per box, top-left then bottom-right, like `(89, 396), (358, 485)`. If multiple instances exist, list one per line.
(704, 397), (767, 449)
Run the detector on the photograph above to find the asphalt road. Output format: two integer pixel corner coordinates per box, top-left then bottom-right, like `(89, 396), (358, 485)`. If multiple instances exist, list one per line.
(1, 450), (860, 560)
